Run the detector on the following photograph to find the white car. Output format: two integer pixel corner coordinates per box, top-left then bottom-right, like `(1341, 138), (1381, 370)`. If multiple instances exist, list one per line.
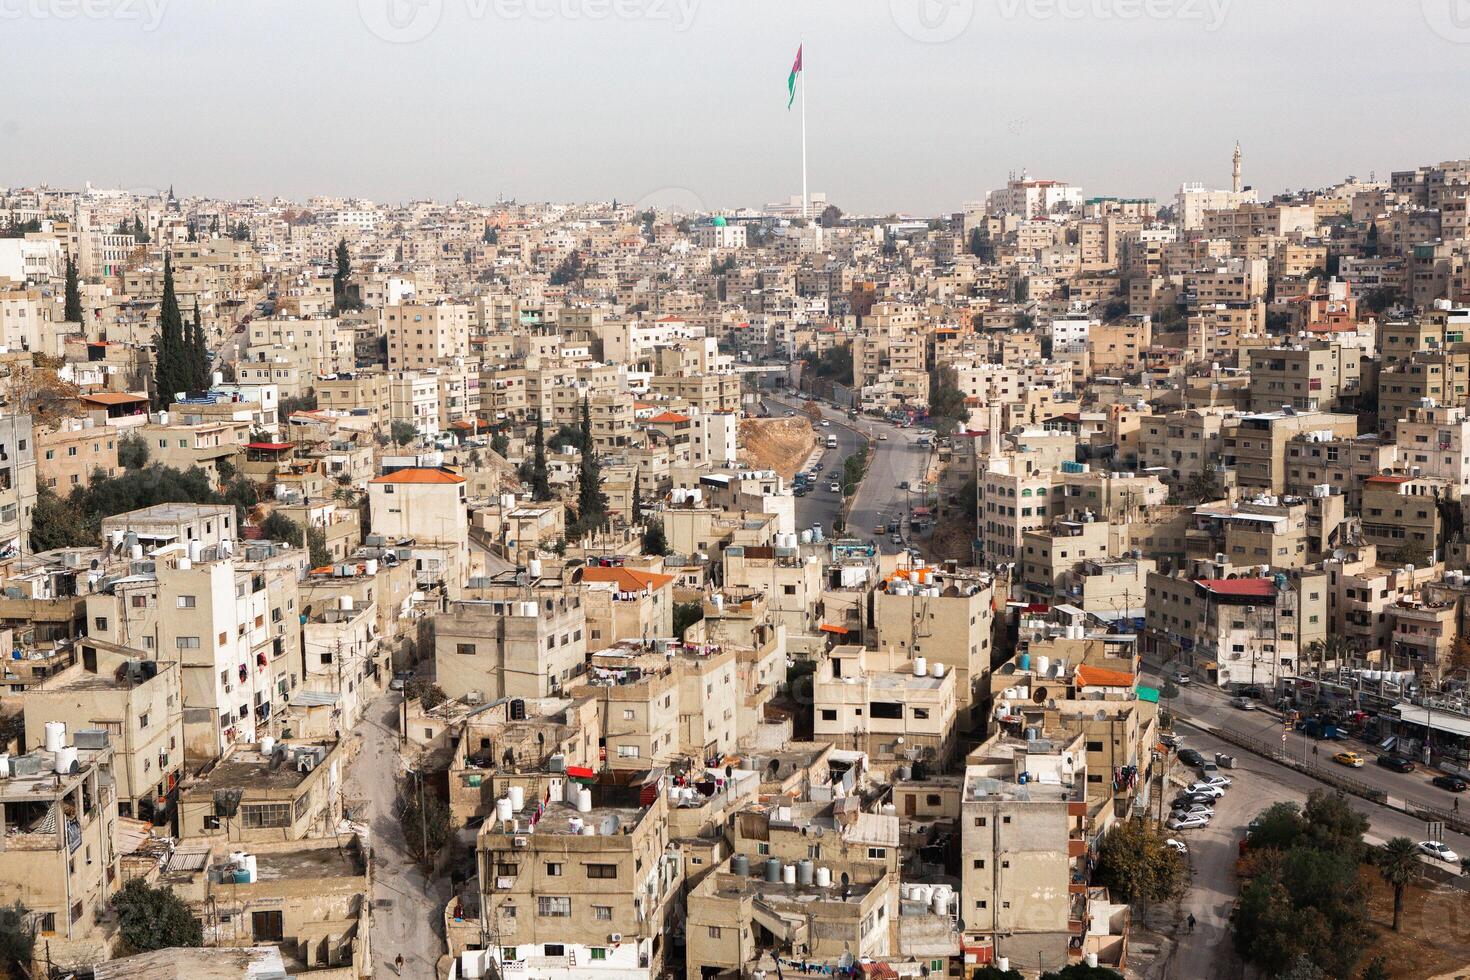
(1419, 841), (1460, 863)
(820, 420), (831, 427)
(1167, 813), (1211, 830)
(1195, 774), (1232, 789)
(1186, 783), (1226, 799)
(1164, 838), (1189, 855)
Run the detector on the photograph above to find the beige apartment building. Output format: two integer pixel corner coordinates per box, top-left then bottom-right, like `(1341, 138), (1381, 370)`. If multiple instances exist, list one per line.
(1324, 546), (1444, 659)
(36, 418), (119, 493)
(434, 588), (588, 701)
(978, 454), (1059, 566)
(1248, 342), (1363, 412)
(367, 466), (469, 597)
(812, 644), (958, 774)
(1222, 410), (1359, 493)
(1138, 407), (1235, 485)
(176, 738), (345, 842)
(384, 302), (471, 371)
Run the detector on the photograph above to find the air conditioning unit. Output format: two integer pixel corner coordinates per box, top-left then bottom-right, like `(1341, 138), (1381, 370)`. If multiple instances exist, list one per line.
(512, 836), (528, 848)
(608, 933), (623, 944)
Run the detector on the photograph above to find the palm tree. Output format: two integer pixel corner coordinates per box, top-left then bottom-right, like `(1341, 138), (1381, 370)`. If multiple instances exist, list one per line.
(1378, 837), (1420, 931)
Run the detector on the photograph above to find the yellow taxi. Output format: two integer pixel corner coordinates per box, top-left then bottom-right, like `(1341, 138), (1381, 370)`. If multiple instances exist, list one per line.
(1332, 751), (1365, 768)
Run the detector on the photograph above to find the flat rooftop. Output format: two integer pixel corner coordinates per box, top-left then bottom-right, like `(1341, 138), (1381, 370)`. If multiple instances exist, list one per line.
(190, 742), (336, 793)
(252, 843), (365, 881)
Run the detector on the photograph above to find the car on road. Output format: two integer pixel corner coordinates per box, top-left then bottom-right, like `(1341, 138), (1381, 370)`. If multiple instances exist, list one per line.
(874, 524), (886, 534)
(1419, 841), (1460, 863)
(1177, 749), (1206, 768)
(1173, 670), (1192, 685)
(1186, 782), (1227, 798)
(1195, 774), (1233, 788)
(793, 486), (807, 497)
(1432, 774), (1468, 792)
(1332, 751), (1366, 768)
(786, 410), (795, 417)
(828, 482), (841, 493)
(1166, 813), (1211, 830)
(878, 434), (888, 441)
(1196, 761), (1220, 777)
(1376, 754), (1415, 773)
(820, 420), (831, 427)
(1164, 838), (1189, 855)
(890, 534), (902, 545)
(898, 481), (909, 490)
(1231, 696), (1256, 710)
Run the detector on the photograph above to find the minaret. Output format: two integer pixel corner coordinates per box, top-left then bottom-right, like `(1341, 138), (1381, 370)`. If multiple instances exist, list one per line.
(1232, 141), (1243, 194)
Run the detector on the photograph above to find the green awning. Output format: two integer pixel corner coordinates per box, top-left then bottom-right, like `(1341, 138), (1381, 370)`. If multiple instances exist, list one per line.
(1136, 686), (1160, 703)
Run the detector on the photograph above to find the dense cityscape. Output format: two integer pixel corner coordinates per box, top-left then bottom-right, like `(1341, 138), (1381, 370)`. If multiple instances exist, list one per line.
(6, 30), (1470, 977)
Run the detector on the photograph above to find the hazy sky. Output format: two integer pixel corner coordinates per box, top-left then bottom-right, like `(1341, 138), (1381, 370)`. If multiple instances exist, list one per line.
(4, 0), (1469, 214)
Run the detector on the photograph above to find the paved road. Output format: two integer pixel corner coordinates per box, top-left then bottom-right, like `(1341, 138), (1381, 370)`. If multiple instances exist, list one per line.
(1144, 661), (1470, 815)
(766, 395), (929, 555)
(762, 395), (861, 540)
(345, 691), (450, 978)
(1163, 720), (1470, 980)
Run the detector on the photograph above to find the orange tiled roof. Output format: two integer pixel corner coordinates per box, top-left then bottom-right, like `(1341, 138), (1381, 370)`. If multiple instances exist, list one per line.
(648, 411), (691, 424)
(580, 566), (675, 592)
(81, 392), (148, 405)
(369, 467), (464, 485)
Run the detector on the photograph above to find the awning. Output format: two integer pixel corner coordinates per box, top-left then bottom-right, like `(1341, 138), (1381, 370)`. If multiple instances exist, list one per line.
(565, 765), (596, 779)
(819, 624), (849, 635)
(1136, 686), (1160, 703)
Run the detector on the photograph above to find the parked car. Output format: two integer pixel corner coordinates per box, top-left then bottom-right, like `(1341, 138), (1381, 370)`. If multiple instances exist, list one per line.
(1173, 793), (1215, 808)
(1196, 774), (1233, 788)
(1167, 813), (1211, 830)
(1196, 761), (1220, 777)
(898, 481), (909, 490)
(874, 524), (887, 535)
(828, 482), (842, 493)
(1419, 841), (1460, 863)
(1432, 774), (1468, 792)
(1187, 781), (1227, 797)
(1178, 749), (1206, 768)
(1171, 805), (1215, 819)
(1332, 751), (1366, 768)
(390, 671), (413, 692)
(890, 534), (902, 545)
(1231, 696), (1256, 710)
(878, 433), (888, 440)
(1173, 670), (1192, 685)
(1376, 754), (1415, 773)
(1160, 732), (1184, 749)
(820, 420), (831, 427)
(1164, 838), (1189, 855)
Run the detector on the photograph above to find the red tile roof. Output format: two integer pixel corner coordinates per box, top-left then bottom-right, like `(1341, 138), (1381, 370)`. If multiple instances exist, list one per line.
(246, 442), (294, 451)
(1365, 475), (1412, 485)
(647, 411), (691, 424)
(1195, 577), (1276, 598)
(1075, 664), (1135, 688)
(81, 392), (148, 406)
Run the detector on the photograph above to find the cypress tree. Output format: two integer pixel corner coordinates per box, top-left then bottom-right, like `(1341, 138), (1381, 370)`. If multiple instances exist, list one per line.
(332, 239), (358, 312)
(530, 418), (551, 502)
(63, 255), (82, 323)
(190, 299), (210, 391)
(632, 468), (644, 525)
(574, 396), (606, 532)
(154, 255), (185, 408)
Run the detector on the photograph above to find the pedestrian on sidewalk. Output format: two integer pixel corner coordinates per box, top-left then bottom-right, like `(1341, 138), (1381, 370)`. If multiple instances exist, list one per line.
(1186, 913), (1196, 933)
(394, 954), (404, 975)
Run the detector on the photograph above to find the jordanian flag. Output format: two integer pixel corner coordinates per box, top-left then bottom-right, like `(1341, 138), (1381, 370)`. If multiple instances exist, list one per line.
(787, 44), (803, 110)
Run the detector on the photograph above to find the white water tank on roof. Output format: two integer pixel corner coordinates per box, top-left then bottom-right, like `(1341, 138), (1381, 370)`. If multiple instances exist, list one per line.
(1035, 656), (1051, 677)
(782, 864), (797, 885)
(495, 797), (513, 824)
(260, 736), (276, 756)
(816, 866), (832, 888)
(914, 657), (927, 677)
(528, 558), (543, 580)
(54, 745), (78, 774)
(44, 722), (66, 753)
(576, 786), (593, 813)
(931, 662), (945, 678)
(365, 559), (378, 576)
(340, 595), (354, 611)
(508, 785), (525, 812)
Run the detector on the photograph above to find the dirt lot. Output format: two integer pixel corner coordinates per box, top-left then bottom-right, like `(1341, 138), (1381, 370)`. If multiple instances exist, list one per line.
(1361, 871), (1470, 978)
(740, 417), (815, 481)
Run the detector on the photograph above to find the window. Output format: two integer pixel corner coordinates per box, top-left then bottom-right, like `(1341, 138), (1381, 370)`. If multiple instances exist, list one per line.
(616, 745), (639, 758)
(545, 862), (563, 876)
(586, 863), (618, 879)
(592, 905), (613, 920)
(176, 636), (201, 649)
(544, 944), (565, 957)
(177, 595), (197, 609)
(868, 847), (887, 859)
(94, 616), (108, 631)
(537, 896), (570, 917)
(241, 803), (291, 828)
(456, 642), (476, 656)
(590, 948), (607, 961)
(708, 926), (722, 939)
(820, 709), (837, 721)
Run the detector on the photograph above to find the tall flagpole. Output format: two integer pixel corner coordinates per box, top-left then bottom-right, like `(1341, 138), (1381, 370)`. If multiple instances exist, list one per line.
(800, 42), (808, 222)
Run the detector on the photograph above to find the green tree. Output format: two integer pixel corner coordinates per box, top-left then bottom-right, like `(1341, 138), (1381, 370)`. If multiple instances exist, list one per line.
(549, 250), (584, 286)
(1093, 819), (1187, 905)
(572, 397), (606, 536)
(1246, 801), (1306, 851)
(332, 238), (361, 312)
(673, 601), (703, 639)
(153, 254), (186, 408)
(405, 677), (448, 709)
(306, 525), (331, 568)
(1301, 789), (1369, 862)
(232, 221), (250, 241)
(111, 877), (203, 953)
(490, 429), (509, 457)
(186, 219), (197, 243)
(189, 299), (210, 392)
(0, 902), (36, 975)
(530, 417), (552, 501)
(259, 511), (305, 547)
(483, 225), (499, 245)
(132, 215), (149, 244)
(642, 519), (669, 557)
(927, 364), (968, 435)
(1376, 837), (1420, 932)
(395, 778), (451, 866)
(968, 227), (986, 258)
(28, 488), (91, 552)
(632, 468), (645, 525)
(390, 420), (418, 446)
(63, 254), (82, 322)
